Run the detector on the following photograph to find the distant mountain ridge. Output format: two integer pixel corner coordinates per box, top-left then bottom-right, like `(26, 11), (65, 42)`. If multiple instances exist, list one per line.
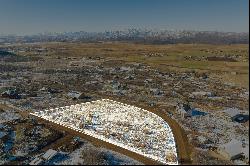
(0, 29), (248, 44)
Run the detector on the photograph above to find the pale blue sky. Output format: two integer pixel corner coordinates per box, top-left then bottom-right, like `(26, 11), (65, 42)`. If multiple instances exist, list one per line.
(0, 0), (248, 35)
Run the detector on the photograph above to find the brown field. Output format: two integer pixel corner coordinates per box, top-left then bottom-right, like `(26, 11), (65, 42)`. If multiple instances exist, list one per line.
(35, 42), (248, 89)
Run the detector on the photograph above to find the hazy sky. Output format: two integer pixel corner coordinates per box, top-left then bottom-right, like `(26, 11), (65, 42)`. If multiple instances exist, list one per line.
(0, 0), (249, 35)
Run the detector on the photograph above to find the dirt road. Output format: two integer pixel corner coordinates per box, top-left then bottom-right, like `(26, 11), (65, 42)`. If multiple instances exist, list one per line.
(98, 95), (193, 165)
(32, 115), (163, 165)
(2, 101), (192, 165)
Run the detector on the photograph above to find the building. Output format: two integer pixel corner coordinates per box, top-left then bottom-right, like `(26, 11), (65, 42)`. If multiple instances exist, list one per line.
(186, 108), (208, 120)
(29, 149), (57, 165)
(242, 146), (249, 163)
(177, 107), (186, 120)
(217, 139), (244, 160)
(1, 89), (21, 99)
(231, 114), (249, 123)
(67, 91), (85, 99)
(0, 131), (8, 139)
(67, 91), (91, 100)
(42, 149), (57, 160)
(29, 157), (43, 165)
(176, 103), (208, 120)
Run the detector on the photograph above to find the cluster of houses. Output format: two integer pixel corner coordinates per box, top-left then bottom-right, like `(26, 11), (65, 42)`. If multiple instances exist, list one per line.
(175, 103), (249, 164)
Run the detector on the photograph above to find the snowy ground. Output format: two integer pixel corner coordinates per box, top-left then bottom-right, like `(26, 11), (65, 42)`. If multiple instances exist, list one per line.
(58, 141), (143, 165)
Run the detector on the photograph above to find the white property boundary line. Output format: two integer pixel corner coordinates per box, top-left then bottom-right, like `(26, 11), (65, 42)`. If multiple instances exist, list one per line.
(30, 99), (178, 165)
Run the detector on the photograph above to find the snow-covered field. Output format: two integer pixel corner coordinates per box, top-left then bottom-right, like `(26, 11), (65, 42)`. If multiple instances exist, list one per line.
(30, 99), (178, 165)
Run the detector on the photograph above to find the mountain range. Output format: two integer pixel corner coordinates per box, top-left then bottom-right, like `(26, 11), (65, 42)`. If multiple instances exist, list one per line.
(0, 29), (248, 44)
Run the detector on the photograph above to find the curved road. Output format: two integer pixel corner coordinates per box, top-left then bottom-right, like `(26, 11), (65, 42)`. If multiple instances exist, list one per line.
(3, 100), (192, 165)
(103, 96), (193, 165)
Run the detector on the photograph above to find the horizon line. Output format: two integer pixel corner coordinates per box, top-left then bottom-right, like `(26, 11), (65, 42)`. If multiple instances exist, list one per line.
(1, 28), (249, 37)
